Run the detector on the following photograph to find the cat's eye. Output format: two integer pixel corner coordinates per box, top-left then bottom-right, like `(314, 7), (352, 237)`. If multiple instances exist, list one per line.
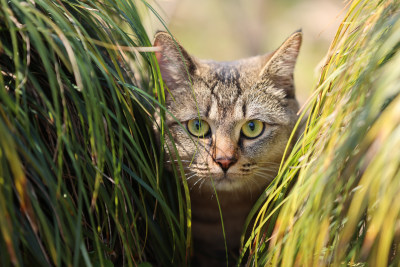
(187, 119), (211, 138)
(241, 120), (264, 139)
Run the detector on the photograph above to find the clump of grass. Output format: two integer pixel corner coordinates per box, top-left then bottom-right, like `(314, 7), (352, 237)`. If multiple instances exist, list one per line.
(0, 0), (189, 266)
(3, 0), (400, 266)
(242, 0), (400, 265)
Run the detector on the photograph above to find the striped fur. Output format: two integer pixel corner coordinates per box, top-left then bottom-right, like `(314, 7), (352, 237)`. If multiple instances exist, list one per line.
(154, 31), (302, 266)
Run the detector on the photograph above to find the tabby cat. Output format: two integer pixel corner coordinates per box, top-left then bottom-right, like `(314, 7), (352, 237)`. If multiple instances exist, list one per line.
(154, 31), (302, 266)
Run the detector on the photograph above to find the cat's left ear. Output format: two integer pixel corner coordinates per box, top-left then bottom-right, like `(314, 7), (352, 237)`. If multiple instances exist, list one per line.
(259, 30), (302, 98)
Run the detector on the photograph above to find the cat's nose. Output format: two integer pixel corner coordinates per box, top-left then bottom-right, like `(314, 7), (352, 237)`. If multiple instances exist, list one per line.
(216, 157), (237, 172)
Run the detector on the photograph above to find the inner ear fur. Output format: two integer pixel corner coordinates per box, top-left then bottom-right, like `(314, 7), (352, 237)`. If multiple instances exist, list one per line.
(153, 32), (198, 90)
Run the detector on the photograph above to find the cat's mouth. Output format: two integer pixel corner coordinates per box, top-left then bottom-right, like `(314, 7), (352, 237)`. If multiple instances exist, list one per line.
(185, 165), (277, 192)
(183, 161), (274, 191)
(194, 170), (244, 179)
(186, 163), (253, 182)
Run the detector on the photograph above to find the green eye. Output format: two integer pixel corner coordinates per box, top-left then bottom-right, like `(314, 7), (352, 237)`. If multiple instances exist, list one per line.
(241, 120), (264, 139)
(187, 119), (211, 137)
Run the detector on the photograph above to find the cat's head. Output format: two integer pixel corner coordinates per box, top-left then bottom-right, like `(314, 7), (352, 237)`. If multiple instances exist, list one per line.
(154, 31), (301, 193)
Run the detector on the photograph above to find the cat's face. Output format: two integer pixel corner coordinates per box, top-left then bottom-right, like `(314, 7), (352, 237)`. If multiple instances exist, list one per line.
(154, 32), (301, 193)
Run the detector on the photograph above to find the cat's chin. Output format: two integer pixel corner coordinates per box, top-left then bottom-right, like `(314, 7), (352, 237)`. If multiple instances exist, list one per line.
(189, 173), (263, 193)
(211, 178), (245, 192)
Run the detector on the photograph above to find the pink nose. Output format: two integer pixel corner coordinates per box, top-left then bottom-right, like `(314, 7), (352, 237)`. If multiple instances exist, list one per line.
(215, 157), (237, 172)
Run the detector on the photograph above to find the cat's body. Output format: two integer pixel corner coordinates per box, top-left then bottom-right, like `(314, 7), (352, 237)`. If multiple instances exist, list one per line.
(154, 31), (301, 266)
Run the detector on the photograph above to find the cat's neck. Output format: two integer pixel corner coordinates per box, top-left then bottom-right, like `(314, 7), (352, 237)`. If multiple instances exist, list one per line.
(190, 187), (263, 220)
(191, 187), (262, 204)
(190, 186), (263, 266)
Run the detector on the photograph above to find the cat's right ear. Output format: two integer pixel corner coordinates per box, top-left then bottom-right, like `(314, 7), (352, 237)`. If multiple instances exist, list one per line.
(153, 32), (197, 90)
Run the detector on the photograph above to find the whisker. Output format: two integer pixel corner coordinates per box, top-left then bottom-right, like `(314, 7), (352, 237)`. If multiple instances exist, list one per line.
(186, 173), (198, 181)
(165, 159), (192, 163)
(198, 178), (207, 193)
(190, 167), (211, 171)
(190, 177), (202, 191)
(253, 170), (276, 176)
(253, 171), (276, 180)
(192, 177), (203, 188)
(255, 167), (280, 173)
(257, 163), (281, 166)
(184, 170), (196, 176)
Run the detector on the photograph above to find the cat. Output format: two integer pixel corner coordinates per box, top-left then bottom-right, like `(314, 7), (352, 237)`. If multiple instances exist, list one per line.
(154, 30), (301, 266)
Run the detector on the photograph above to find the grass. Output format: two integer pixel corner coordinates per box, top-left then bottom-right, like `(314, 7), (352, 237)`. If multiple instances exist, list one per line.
(1, 0), (400, 266)
(241, 0), (400, 266)
(0, 0), (189, 266)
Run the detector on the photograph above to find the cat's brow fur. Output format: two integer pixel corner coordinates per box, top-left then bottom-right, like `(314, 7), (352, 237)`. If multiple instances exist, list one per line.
(154, 31), (302, 266)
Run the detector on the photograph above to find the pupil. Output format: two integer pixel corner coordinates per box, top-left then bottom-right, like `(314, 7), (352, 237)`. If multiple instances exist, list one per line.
(249, 121), (255, 131)
(196, 120), (201, 130)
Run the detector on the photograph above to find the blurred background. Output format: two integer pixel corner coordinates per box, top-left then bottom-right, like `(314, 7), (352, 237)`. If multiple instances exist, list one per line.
(144, 0), (346, 105)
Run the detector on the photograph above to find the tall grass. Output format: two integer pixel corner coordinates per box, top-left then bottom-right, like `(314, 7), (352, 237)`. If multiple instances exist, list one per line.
(243, 0), (400, 266)
(0, 0), (189, 266)
(2, 0), (400, 266)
